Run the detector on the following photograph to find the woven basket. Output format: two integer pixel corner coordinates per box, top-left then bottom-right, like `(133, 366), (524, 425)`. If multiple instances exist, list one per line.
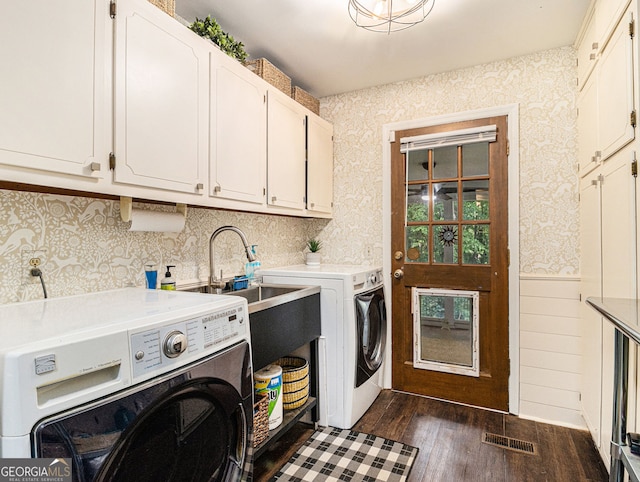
(276, 356), (310, 410)
(253, 393), (269, 447)
(292, 86), (320, 115)
(247, 58), (292, 96)
(147, 0), (175, 16)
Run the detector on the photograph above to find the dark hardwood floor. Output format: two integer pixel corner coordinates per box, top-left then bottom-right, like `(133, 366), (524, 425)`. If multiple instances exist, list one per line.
(253, 390), (608, 481)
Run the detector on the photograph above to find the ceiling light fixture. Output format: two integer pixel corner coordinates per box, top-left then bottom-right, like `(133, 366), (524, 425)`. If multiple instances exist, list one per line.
(348, 0), (435, 33)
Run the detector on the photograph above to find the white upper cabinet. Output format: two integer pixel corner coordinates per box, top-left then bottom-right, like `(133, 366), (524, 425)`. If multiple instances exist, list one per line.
(113, 0), (208, 195)
(578, 3), (635, 178)
(596, 0), (632, 46)
(597, 7), (635, 162)
(0, 0), (109, 178)
(577, 10), (599, 90)
(307, 114), (334, 215)
(267, 88), (306, 211)
(210, 48), (267, 204)
(577, 74), (599, 177)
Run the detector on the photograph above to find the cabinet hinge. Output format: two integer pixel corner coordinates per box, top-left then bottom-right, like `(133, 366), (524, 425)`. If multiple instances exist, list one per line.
(630, 18), (635, 38)
(109, 152), (116, 170)
(110, 0), (116, 19)
(633, 154), (638, 178)
(631, 110), (637, 128)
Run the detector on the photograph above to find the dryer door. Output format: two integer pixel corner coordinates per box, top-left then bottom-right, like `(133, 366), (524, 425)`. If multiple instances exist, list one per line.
(355, 286), (387, 387)
(33, 341), (252, 482)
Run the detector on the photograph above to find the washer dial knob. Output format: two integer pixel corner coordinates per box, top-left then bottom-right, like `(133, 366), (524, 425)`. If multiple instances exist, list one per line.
(164, 330), (187, 358)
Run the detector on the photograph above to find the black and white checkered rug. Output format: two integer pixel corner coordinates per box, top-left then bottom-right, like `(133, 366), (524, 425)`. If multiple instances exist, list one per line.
(272, 427), (419, 481)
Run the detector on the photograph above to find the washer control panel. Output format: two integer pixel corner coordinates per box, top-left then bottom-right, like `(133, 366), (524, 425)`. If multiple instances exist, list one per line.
(353, 269), (384, 292)
(130, 301), (246, 380)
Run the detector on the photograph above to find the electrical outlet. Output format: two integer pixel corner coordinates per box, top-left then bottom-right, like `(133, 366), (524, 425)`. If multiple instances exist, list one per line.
(22, 249), (48, 281)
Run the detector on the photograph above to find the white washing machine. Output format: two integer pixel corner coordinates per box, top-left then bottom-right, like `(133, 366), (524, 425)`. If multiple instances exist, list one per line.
(0, 288), (253, 481)
(260, 264), (386, 429)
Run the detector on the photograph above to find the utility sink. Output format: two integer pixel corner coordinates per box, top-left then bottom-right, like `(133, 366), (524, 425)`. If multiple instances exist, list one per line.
(225, 283), (319, 314)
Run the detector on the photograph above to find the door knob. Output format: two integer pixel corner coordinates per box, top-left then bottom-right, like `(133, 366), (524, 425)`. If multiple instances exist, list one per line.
(393, 269), (404, 280)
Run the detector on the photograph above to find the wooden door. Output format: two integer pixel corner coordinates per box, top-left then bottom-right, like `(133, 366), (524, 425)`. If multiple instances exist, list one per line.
(391, 116), (510, 411)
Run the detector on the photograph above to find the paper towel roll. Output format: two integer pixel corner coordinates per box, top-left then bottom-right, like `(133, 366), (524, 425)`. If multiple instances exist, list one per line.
(129, 209), (185, 232)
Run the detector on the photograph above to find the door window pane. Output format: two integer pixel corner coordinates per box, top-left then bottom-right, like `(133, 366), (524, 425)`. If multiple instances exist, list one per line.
(432, 146), (457, 179)
(406, 226), (429, 262)
(462, 142), (489, 177)
(412, 288), (479, 377)
(407, 149), (430, 181)
(462, 224), (490, 264)
(462, 180), (489, 221)
(407, 184), (430, 222)
(433, 182), (458, 221)
(433, 225), (458, 264)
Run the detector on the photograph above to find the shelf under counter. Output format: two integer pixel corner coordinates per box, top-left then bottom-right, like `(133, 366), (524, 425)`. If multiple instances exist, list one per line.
(254, 397), (317, 459)
(586, 297), (640, 482)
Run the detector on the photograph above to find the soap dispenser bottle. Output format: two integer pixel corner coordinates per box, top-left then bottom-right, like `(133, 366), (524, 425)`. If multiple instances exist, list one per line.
(160, 265), (176, 290)
(246, 245), (260, 286)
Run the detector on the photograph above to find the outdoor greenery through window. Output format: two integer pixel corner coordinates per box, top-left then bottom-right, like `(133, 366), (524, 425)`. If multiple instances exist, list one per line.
(405, 142), (490, 265)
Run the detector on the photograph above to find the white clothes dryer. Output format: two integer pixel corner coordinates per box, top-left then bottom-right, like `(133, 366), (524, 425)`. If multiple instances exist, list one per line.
(0, 288), (253, 481)
(260, 264), (386, 429)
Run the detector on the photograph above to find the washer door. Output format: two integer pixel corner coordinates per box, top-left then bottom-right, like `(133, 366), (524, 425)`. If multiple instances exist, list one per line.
(355, 286), (387, 387)
(96, 379), (246, 482)
(33, 341), (252, 482)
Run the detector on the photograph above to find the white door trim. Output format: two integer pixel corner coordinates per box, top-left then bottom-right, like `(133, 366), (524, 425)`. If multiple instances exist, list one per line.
(381, 103), (521, 414)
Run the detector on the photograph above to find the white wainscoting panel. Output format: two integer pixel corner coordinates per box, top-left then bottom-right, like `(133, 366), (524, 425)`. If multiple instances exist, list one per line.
(519, 275), (586, 429)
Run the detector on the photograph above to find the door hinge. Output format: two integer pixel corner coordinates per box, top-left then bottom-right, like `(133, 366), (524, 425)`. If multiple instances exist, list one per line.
(109, 152), (116, 170)
(630, 18), (635, 38)
(506, 139), (510, 156)
(631, 110), (637, 128)
(110, 0), (117, 18)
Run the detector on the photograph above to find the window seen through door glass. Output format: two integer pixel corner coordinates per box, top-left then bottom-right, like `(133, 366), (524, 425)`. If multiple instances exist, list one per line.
(432, 146), (457, 179)
(462, 142), (489, 177)
(407, 149), (430, 181)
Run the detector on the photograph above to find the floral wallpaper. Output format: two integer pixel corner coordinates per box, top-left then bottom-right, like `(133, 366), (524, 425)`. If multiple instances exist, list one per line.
(0, 46), (578, 305)
(0, 190), (326, 304)
(319, 46), (579, 275)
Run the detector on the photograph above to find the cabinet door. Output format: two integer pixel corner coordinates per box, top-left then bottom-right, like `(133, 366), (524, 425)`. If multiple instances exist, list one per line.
(597, 8), (635, 163)
(578, 74), (600, 178)
(579, 174), (602, 450)
(577, 10), (599, 90)
(210, 48), (267, 204)
(596, 0), (632, 46)
(113, 0), (208, 194)
(0, 0), (108, 178)
(307, 115), (334, 215)
(600, 151), (637, 465)
(267, 89), (306, 210)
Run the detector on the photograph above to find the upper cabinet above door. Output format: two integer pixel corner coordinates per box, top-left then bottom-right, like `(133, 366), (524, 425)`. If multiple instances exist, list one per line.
(113, 0), (208, 195)
(0, 0), (109, 179)
(210, 48), (267, 205)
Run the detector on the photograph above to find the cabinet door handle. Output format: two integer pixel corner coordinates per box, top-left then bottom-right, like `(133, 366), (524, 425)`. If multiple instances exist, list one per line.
(271, 196), (277, 203)
(196, 183), (204, 190)
(590, 53), (596, 60)
(213, 185), (221, 193)
(90, 162), (101, 172)
(592, 42), (599, 50)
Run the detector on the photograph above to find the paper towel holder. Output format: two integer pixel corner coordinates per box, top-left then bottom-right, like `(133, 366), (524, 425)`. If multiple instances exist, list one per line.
(119, 196), (187, 223)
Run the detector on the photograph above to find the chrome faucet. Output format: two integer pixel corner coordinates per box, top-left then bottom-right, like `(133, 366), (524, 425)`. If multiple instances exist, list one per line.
(209, 226), (256, 292)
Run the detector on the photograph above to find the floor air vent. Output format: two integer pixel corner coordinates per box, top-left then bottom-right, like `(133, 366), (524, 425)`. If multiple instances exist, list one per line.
(482, 432), (537, 455)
